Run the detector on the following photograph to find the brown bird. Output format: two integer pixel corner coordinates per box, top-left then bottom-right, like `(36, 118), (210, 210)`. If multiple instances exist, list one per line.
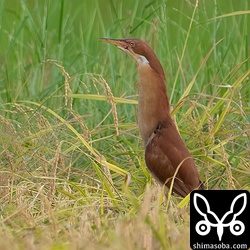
(100, 38), (204, 197)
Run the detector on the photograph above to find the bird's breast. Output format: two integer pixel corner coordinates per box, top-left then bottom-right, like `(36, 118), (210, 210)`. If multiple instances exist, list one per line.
(137, 65), (169, 145)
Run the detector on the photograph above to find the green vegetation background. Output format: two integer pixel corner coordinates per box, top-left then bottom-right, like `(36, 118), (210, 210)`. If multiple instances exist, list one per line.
(0, 0), (249, 249)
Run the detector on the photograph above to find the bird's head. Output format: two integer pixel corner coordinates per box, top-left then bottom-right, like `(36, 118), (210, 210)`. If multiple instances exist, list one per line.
(99, 38), (165, 79)
(99, 38), (150, 65)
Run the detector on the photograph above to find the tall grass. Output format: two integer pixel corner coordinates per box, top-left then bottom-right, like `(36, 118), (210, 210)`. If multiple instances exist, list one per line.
(0, 0), (249, 249)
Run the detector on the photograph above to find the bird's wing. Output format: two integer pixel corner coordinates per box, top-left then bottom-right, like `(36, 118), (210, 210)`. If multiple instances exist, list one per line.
(145, 119), (201, 197)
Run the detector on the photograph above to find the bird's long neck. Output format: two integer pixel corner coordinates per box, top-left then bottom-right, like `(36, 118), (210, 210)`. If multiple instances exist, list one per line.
(145, 48), (166, 82)
(137, 63), (170, 145)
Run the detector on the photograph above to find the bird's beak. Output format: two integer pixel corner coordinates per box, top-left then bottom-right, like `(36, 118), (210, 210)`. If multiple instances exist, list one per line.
(99, 38), (127, 48)
(99, 38), (139, 62)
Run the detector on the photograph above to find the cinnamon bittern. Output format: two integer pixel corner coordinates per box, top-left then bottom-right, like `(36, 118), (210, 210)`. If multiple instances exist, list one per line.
(100, 38), (204, 197)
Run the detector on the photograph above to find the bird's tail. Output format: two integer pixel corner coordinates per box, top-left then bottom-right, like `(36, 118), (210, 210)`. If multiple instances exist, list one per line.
(199, 181), (205, 190)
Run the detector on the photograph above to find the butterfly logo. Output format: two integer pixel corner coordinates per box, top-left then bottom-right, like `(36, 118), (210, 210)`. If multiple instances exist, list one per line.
(193, 193), (247, 241)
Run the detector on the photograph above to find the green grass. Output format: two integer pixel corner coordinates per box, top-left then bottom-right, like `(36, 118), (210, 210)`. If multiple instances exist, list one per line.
(0, 0), (249, 249)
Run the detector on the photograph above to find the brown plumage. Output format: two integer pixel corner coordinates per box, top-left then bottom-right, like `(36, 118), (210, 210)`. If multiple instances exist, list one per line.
(100, 38), (204, 197)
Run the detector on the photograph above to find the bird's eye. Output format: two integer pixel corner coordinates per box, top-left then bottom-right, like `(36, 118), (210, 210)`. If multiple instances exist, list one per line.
(130, 41), (135, 47)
